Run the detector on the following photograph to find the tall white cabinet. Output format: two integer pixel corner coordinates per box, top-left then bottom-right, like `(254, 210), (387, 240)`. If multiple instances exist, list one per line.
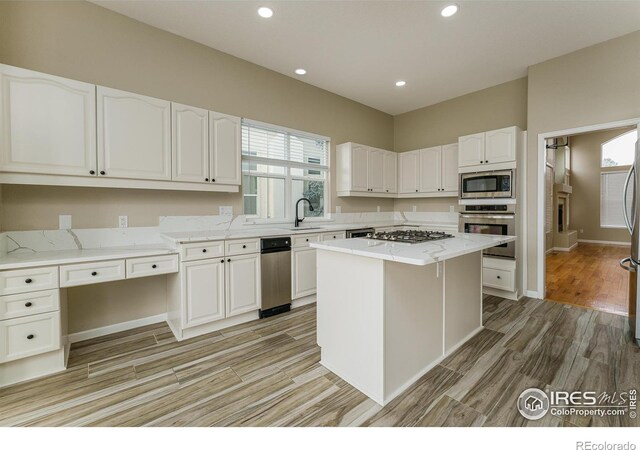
(172, 103), (209, 183)
(0, 64), (97, 177)
(210, 112), (242, 186)
(97, 86), (171, 180)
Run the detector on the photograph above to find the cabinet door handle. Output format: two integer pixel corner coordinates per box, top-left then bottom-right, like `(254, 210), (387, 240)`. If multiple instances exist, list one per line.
(89, 170), (95, 175)
(100, 171), (106, 175)
(485, 160), (488, 163)
(242, 245), (246, 249)
(227, 258), (231, 262)
(212, 178), (216, 182)
(202, 249), (207, 253)
(152, 264), (157, 269)
(27, 334), (34, 340)
(25, 302), (33, 307)
(306, 238), (309, 242)
(25, 278), (33, 284)
(480, 161), (484, 164)
(497, 275), (501, 279)
(221, 259), (225, 263)
(205, 178), (209, 182)
(91, 271), (98, 276)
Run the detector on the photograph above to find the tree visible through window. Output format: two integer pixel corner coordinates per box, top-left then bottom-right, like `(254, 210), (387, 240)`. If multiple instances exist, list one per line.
(601, 130), (637, 167)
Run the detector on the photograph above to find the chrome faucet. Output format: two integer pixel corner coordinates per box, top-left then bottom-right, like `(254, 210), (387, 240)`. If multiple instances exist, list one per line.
(294, 198), (315, 227)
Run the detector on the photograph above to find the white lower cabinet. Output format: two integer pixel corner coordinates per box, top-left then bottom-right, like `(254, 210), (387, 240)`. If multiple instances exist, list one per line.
(225, 253), (261, 318)
(292, 247), (317, 299)
(0, 311), (61, 363)
(183, 259), (226, 328)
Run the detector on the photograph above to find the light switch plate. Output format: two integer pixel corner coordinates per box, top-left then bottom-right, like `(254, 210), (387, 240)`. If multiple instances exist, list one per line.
(59, 215), (72, 230)
(118, 216), (128, 228)
(219, 206), (233, 216)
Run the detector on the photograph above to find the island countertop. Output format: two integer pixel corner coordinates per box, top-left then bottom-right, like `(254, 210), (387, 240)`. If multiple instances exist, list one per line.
(310, 232), (516, 266)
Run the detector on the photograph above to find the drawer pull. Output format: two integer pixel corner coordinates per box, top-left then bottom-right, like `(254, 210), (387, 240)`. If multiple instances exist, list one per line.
(27, 334), (34, 340)
(242, 244), (247, 249)
(152, 264), (157, 269)
(25, 302), (33, 307)
(91, 271), (98, 276)
(25, 278), (33, 284)
(306, 238), (309, 242)
(497, 275), (501, 279)
(202, 249), (207, 253)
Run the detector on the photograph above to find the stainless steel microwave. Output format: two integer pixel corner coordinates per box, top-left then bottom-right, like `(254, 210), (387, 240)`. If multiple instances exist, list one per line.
(459, 169), (515, 199)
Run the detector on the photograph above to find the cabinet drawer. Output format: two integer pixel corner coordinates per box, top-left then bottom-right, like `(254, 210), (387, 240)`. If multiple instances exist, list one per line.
(0, 267), (59, 296)
(126, 254), (178, 279)
(320, 231), (346, 241)
(483, 267), (515, 291)
(181, 241), (225, 261)
(60, 260), (125, 288)
(292, 233), (321, 248)
(0, 312), (61, 363)
(225, 238), (260, 256)
(0, 289), (59, 320)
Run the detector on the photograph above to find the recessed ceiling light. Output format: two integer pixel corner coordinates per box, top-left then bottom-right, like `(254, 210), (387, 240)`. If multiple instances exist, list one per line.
(441, 4), (459, 17)
(295, 68), (307, 75)
(395, 80), (406, 87)
(258, 7), (273, 18)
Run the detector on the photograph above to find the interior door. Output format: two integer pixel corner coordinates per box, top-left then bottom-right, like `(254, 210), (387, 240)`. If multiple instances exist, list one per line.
(172, 103), (209, 183)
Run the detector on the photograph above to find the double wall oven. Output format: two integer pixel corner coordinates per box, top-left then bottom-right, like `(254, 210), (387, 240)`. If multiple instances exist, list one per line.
(459, 204), (516, 259)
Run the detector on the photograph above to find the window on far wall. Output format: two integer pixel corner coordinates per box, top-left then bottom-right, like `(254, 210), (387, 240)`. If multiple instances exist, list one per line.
(600, 129), (637, 228)
(241, 120), (329, 220)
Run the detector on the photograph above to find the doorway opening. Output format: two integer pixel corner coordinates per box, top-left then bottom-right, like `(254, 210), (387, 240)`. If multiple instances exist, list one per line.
(543, 126), (637, 315)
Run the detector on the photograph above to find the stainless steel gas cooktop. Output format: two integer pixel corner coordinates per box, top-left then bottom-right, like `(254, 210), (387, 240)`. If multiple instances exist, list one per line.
(365, 230), (454, 244)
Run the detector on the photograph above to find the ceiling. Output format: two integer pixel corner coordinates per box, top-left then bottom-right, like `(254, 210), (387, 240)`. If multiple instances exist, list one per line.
(92, 0), (640, 115)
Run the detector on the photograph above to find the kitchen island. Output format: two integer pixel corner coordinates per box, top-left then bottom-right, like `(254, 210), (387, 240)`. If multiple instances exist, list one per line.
(310, 232), (516, 406)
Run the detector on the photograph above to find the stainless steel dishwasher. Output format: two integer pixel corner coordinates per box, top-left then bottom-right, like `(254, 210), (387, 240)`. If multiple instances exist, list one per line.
(259, 237), (292, 318)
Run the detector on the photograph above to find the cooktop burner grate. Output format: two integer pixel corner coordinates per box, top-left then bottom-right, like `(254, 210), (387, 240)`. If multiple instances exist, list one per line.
(365, 230), (454, 244)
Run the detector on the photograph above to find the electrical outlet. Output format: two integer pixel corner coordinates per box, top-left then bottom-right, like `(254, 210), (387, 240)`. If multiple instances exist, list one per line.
(335, 206), (342, 213)
(59, 215), (72, 230)
(219, 206), (233, 216)
(412, 205), (417, 212)
(377, 205), (381, 212)
(118, 216), (128, 228)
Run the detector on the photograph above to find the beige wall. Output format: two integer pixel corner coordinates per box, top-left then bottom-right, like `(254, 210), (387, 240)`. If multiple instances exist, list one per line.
(527, 31), (640, 292)
(0, 1), (395, 232)
(391, 77), (528, 213)
(570, 127), (634, 244)
(0, 1), (396, 333)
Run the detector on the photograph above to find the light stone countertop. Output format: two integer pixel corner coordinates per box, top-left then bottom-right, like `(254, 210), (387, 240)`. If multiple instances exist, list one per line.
(310, 232), (517, 266)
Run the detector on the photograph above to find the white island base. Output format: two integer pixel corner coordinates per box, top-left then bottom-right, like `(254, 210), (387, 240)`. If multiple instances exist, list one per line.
(316, 249), (483, 406)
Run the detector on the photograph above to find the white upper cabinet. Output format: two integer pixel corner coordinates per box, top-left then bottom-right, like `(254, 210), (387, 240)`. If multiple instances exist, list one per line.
(97, 86), (171, 180)
(368, 149), (385, 193)
(398, 151), (419, 194)
(0, 64), (97, 177)
(441, 143), (459, 193)
(458, 133), (485, 167)
(350, 144), (369, 192)
(458, 126), (520, 170)
(383, 152), (397, 194)
(209, 112), (241, 185)
(336, 142), (396, 196)
(485, 127), (517, 164)
(172, 103), (209, 183)
(419, 147), (441, 193)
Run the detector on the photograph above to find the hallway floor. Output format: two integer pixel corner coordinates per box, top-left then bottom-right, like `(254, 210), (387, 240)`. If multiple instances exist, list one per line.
(546, 243), (629, 315)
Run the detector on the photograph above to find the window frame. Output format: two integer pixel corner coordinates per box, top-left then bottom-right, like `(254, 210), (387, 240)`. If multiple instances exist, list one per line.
(600, 169), (632, 229)
(241, 119), (331, 223)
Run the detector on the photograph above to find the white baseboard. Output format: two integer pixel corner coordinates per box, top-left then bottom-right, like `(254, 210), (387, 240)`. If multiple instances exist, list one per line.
(578, 239), (631, 246)
(549, 243), (578, 253)
(292, 294), (316, 309)
(66, 313), (168, 344)
(526, 290), (542, 299)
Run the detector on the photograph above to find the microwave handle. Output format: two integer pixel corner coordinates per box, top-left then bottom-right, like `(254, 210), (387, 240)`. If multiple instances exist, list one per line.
(460, 214), (515, 219)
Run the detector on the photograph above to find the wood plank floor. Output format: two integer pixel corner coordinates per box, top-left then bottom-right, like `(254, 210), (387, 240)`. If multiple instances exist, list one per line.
(1, 296), (638, 427)
(546, 244), (630, 315)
